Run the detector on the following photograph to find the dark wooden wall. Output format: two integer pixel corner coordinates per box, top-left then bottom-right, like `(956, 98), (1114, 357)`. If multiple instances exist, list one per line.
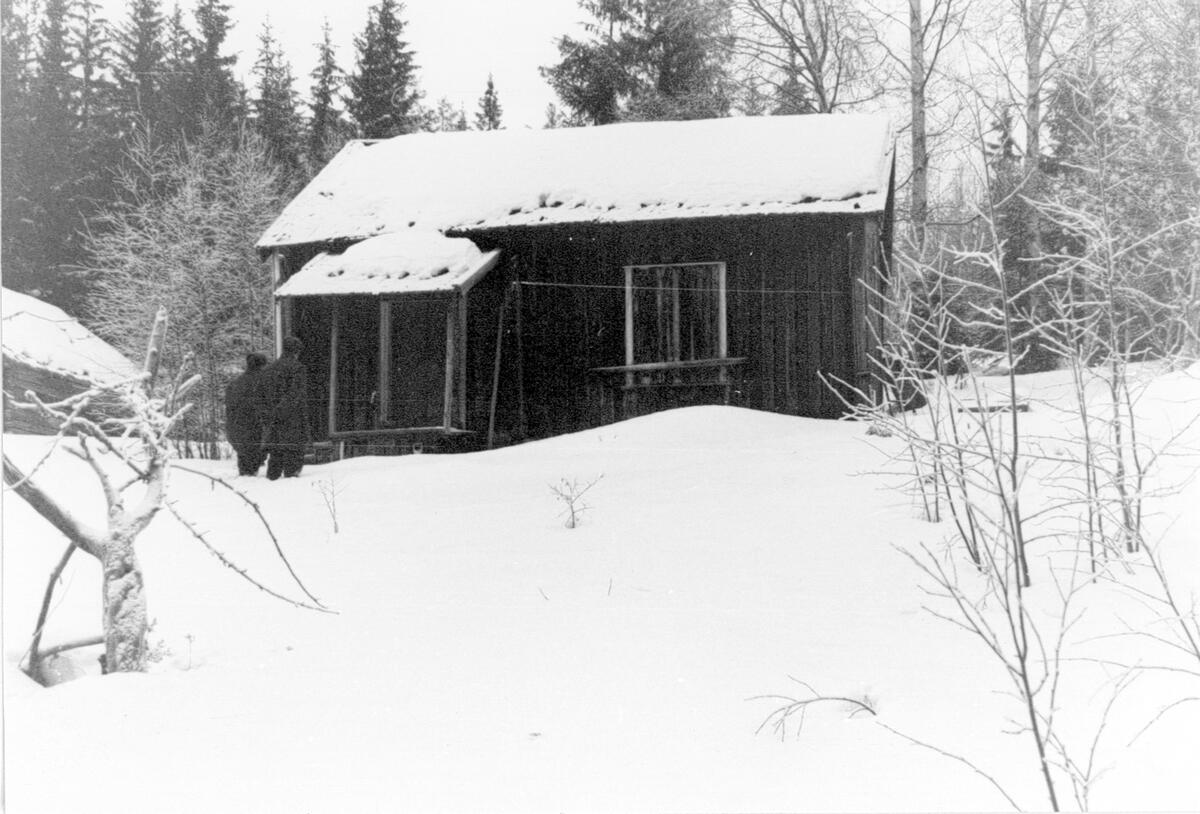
(272, 211), (889, 449)
(458, 211), (888, 443)
(3, 359), (131, 434)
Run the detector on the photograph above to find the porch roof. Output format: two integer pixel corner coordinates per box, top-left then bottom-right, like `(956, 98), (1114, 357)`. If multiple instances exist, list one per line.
(274, 231), (500, 298)
(258, 113), (894, 249)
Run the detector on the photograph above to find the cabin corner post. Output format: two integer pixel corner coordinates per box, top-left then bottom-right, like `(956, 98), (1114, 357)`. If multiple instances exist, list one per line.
(270, 250), (289, 357)
(849, 225), (874, 396)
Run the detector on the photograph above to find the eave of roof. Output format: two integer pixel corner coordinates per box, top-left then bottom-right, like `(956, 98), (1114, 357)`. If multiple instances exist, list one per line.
(258, 113), (894, 250)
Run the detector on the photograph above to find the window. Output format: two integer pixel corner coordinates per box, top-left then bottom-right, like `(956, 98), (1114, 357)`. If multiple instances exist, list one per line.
(625, 262), (727, 369)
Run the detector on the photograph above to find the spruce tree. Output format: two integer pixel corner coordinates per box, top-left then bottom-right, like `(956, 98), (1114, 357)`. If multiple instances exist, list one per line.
(541, 0), (733, 124)
(307, 19), (348, 170)
(157, 2), (195, 139)
(420, 96), (467, 132)
(1, 0), (39, 298)
(473, 73), (502, 130)
(251, 20), (302, 177)
(190, 0), (241, 132)
(69, 0), (113, 130)
(16, 0), (91, 309)
(347, 0), (420, 139)
(68, 0), (122, 284)
(112, 0), (165, 134)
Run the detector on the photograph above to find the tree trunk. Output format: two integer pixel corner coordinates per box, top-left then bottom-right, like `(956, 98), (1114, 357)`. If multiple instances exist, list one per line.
(910, 0), (929, 248)
(101, 528), (148, 673)
(1021, 0), (1049, 370)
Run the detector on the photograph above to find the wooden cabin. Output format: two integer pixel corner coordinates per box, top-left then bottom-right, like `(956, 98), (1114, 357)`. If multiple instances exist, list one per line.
(2, 288), (141, 433)
(257, 114), (895, 456)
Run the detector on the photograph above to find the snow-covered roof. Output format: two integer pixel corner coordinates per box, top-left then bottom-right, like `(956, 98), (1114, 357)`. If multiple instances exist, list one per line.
(275, 231), (500, 297)
(258, 113), (894, 249)
(1, 288), (141, 385)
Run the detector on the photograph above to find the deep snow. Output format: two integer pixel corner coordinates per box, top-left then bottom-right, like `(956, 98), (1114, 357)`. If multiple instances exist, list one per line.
(1, 288), (140, 384)
(257, 113), (893, 248)
(3, 368), (1199, 813)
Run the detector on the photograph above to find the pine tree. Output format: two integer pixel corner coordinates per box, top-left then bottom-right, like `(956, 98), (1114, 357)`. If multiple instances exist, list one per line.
(190, 0), (241, 132)
(540, 0), (632, 125)
(252, 19), (302, 177)
(1, 0), (40, 298)
(474, 72), (502, 130)
(69, 0), (113, 130)
(68, 0), (122, 282)
(157, 2), (194, 139)
(420, 96), (467, 132)
(15, 0), (91, 310)
(347, 0), (420, 139)
(773, 64), (816, 115)
(112, 0), (165, 133)
(542, 101), (584, 129)
(541, 0), (733, 125)
(307, 19), (348, 171)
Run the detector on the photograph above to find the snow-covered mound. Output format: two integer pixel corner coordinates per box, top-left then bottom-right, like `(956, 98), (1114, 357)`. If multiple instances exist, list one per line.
(4, 371), (1198, 813)
(1, 288), (139, 385)
(502, 404), (837, 453)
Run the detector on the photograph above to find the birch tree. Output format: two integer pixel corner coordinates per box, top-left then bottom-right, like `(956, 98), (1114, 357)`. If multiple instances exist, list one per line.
(735, 0), (885, 113)
(866, 0), (969, 245)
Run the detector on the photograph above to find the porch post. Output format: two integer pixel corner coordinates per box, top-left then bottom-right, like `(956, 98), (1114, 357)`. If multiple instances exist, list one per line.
(328, 298), (339, 438)
(487, 284), (511, 449)
(624, 265), (634, 389)
(443, 304), (455, 431)
(378, 300), (391, 428)
(271, 251), (287, 357)
(717, 261), (728, 386)
(458, 294), (468, 427)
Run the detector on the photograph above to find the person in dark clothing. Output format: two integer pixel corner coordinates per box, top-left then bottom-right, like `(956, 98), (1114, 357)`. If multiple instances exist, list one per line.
(225, 352), (269, 476)
(260, 335), (310, 480)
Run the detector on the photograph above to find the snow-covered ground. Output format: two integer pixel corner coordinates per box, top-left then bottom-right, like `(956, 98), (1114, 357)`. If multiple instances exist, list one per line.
(4, 367), (1199, 813)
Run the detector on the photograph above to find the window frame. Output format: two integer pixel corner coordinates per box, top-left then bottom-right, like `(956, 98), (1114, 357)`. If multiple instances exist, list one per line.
(623, 261), (728, 376)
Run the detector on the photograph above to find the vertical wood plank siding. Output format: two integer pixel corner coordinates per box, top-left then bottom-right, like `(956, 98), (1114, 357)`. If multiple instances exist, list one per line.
(274, 211), (888, 447)
(455, 212), (884, 440)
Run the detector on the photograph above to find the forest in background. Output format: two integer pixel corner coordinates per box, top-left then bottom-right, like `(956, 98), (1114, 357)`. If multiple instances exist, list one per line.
(1, 0), (1197, 446)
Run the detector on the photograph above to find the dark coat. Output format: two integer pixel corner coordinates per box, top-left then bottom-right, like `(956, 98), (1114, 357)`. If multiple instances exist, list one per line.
(259, 354), (309, 451)
(224, 369), (266, 449)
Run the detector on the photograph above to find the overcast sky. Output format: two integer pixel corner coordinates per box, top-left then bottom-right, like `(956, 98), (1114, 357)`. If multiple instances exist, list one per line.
(109, 0), (588, 128)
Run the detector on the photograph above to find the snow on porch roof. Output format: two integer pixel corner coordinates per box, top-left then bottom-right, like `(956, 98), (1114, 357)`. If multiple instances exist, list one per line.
(257, 113), (893, 249)
(274, 231), (500, 297)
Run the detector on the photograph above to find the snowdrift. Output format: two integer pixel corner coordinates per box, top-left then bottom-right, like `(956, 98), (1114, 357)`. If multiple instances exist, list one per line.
(3, 370), (1199, 812)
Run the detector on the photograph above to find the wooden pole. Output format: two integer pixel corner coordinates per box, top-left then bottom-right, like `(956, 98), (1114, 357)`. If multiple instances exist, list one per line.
(271, 251), (284, 358)
(487, 284), (512, 449)
(378, 300), (391, 428)
(328, 298), (339, 440)
(624, 266), (634, 389)
(515, 278), (526, 439)
(458, 295), (468, 427)
(442, 305), (455, 431)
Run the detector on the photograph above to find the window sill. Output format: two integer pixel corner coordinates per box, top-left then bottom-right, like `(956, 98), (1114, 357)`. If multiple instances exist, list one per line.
(589, 357), (747, 375)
